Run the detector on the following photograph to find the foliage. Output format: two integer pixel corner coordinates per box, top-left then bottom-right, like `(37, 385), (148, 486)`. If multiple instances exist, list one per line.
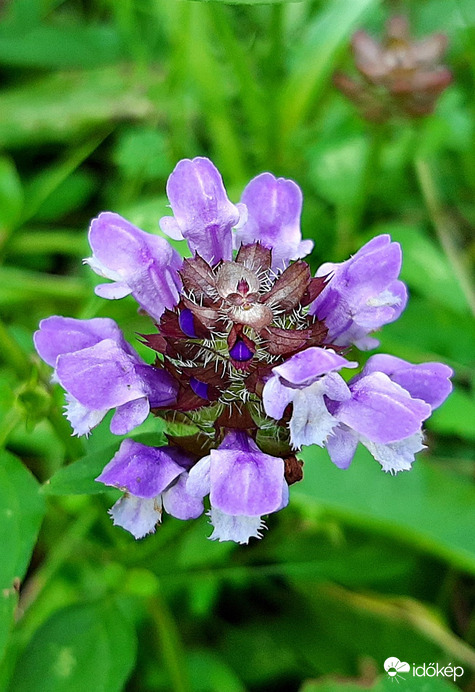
(0, 0), (474, 690)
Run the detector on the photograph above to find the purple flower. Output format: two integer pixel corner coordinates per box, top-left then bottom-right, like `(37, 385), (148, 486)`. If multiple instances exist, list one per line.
(34, 316), (177, 436)
(35, 157), (453, 543)
(310, 235), (407, 349)
(234, 173), (314, 270)
(186, 431), (288, 544)
(97, 439), (203, 538)
(263, 347), (358, 449)
(159, 157), (243, 265)
(325, 359), (448, 473)
(85, 212), (183, 321)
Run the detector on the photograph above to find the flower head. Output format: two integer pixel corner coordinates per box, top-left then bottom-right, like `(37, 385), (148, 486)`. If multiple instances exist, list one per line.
(334, 16), (452, 121)
(35, 157), (452, 543)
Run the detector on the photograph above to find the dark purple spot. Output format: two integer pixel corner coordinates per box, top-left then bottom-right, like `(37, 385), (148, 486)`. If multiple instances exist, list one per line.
(179, 308), (197, 338)
(190, 377), (209, 400)
(229, 339), (254, 362)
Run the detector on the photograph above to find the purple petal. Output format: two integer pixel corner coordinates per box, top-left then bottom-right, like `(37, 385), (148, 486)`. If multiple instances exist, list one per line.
(335, 372), (431, 444)
(311, 235), (407, 348)
(34, 315), (133, 367)
(97, 439), (187, 498)
(229, 339), (254, 362)
(326, 425), (359, 469)
(186, 454), (211, 499)
(235, 173), (313, 270)
(178, 308), (198, 338)
(273, 347), (357, 387)
(262, 374), (295, 420)
(360, 354), (453, 410)
(160, 157), (240, 264)
(162, 474), (204, 520)
(86, 212), (182, 321)
(110, 397), (150, 435)
(133, 364), (178, 408)
(323, 372), (353, 402)
(94, 282), (133, 300)
(56, 339), (148, 410)
(208, 508), (266, 544)
(209, 447), (284, 516)
(190, 377), (209, 400)
(109, 494), (162, 539)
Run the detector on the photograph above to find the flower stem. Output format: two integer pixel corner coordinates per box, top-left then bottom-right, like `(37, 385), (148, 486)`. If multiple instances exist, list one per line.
(414, 157), (475, 317)
(149, 587), (191, 692)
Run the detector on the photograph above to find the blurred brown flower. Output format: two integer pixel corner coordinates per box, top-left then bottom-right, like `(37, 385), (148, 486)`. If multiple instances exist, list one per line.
(334, 16), (452, 121)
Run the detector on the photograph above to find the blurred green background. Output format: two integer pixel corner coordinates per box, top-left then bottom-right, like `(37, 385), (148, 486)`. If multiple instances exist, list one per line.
(0, 0), (474, 690)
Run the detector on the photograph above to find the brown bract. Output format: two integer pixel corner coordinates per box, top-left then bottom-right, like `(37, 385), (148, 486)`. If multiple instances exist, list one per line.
(143, 244), (327, 433)
(284, 456), (304, 485)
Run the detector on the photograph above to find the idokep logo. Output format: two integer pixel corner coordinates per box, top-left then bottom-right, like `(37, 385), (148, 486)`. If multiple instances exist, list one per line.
(384, 657), (465, 683)
(384, 657), (410, 681)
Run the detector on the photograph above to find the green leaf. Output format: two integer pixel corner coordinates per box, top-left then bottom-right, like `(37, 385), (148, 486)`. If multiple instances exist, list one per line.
(187, 649), (245, 692)
(8, 600), (137, 692)
(380, 296), (475, 372)
(280, 0), (378, 139)
(32, 171), (96, 223)
(428, 388), (475, 441)
(217, 581), (471, 685)
(295, 446), (475, 574)
(0, 67), (162, 148)
(0, 25), (122, 69)
(113, 127), (172, 181)
(0, 450), (45, 661)
(41, 442), (121, 496)
(0, 157), (23, 234)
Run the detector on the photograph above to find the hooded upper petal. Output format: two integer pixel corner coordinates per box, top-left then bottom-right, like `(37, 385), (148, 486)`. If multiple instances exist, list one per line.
(33, 315), (135, 367)
(332, 372), (431, 444)
(358, 354), (453, 410)
(85, 212), (183, 321)
(310, 235), (407, 349)
(271, 347), (357, 387)
(209, 445), (284, 517)
(159, 157), (241, 265)
(234, 172), (313, 270)
(55, 338), (177, 434)
(186, 431), (288, 543)
(97, 439), (189, 498)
